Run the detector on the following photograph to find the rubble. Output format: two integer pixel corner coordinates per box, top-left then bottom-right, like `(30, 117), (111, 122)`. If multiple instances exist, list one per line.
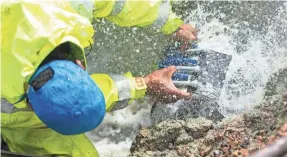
(129, 95), (286, 157)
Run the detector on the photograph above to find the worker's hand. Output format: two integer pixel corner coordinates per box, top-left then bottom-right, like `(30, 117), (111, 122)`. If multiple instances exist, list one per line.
(173, 24), (197, 43)
(144, 66), (192, 103)
(173, 24), (197, 50)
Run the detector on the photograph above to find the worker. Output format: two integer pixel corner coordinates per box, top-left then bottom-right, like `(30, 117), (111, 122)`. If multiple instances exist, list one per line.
(1, 1), (197, 156)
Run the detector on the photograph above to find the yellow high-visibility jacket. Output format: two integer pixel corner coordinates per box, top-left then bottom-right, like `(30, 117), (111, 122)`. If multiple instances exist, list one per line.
(1, 0), (183, 156)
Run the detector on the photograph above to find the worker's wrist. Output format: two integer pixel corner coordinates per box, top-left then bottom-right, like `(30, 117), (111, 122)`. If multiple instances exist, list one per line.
(124, 72), (147, 100)
(131, 77), (147, 99)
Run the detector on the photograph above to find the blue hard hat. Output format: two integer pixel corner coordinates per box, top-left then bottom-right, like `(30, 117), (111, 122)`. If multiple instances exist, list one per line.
(27, 60), (106, 135)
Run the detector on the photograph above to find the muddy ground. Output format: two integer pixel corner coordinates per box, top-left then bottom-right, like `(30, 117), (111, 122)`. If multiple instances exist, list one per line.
(128, 68), (287, 157)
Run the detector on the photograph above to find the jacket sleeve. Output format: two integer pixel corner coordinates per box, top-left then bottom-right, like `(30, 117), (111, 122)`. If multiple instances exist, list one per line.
(71, 0), (184, 35)
(90, 72), (147, 112)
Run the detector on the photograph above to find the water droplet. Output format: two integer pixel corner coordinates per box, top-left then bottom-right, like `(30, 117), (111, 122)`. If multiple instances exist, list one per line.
(66, 74), (70, 81)
(74, 111), (82, 117)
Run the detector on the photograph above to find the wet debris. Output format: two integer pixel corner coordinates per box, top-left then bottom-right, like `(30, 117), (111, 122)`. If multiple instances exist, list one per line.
(129, 95), (286, 157)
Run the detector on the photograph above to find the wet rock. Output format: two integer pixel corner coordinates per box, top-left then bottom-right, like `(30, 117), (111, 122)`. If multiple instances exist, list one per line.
(184, 117), (214, 138)
(130, 120), (185, 152)
(150, 95), (224, 125)
(265, 68), (287, 97)
(175, 130), (193, 145)
(129, 150), (179, 157)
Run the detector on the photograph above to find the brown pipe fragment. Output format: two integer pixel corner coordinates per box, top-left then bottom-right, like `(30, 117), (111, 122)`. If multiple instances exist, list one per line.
(249, 136), (287, 157)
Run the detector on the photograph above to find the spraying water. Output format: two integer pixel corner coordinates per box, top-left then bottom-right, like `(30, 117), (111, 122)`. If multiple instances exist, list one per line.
(86, 1), (287, 157)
